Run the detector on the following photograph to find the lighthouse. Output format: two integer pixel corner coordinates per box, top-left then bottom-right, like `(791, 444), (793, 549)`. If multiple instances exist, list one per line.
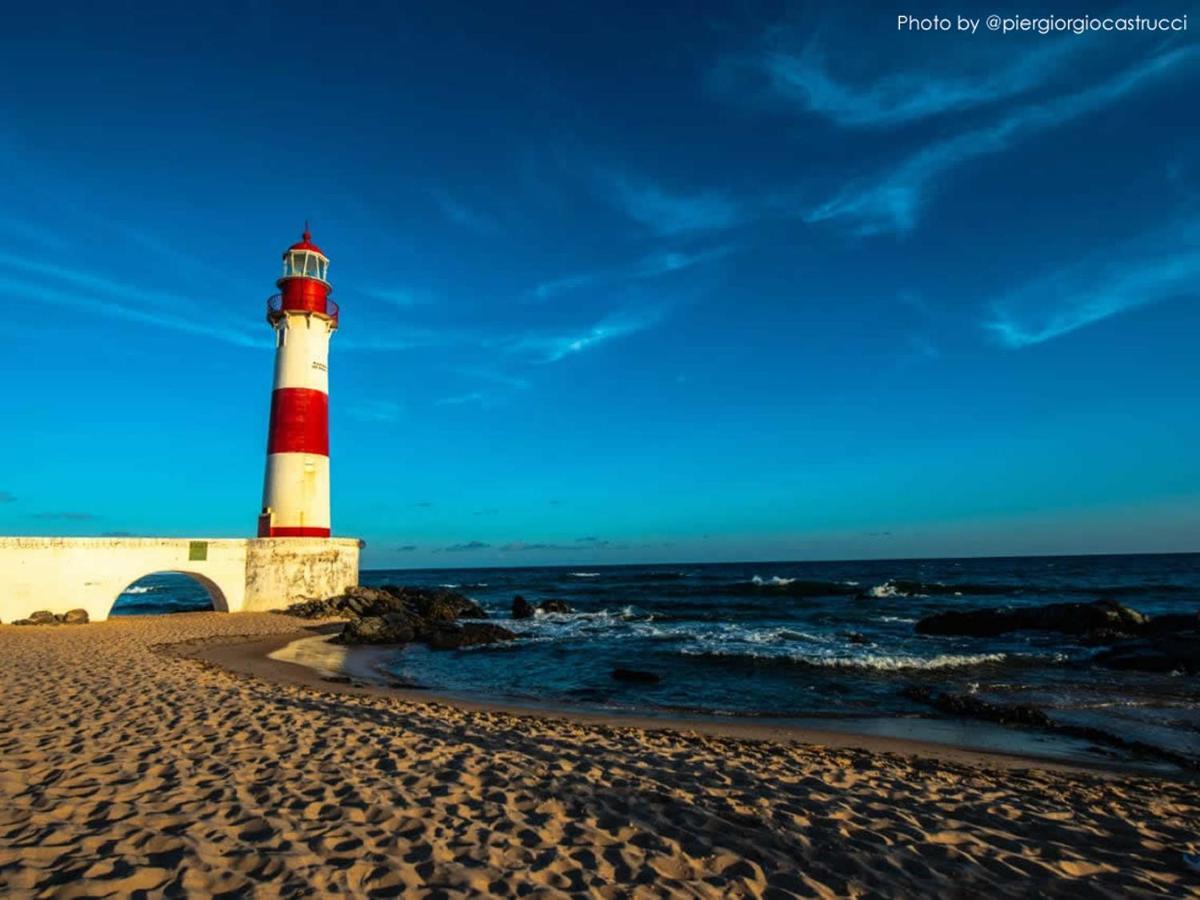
(258, 228), (339, 538)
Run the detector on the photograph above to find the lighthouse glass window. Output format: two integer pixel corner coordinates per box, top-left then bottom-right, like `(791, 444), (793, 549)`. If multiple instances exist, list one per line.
(284, 251), (328, 281)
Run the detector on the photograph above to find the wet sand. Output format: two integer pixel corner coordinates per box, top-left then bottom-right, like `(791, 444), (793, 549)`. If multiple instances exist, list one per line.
(1, 612), (1198, 897)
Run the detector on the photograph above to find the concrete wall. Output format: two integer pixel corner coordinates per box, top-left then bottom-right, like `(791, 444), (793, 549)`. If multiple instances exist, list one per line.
(0, 537), (360, 623)
(243, 538), (360, 612)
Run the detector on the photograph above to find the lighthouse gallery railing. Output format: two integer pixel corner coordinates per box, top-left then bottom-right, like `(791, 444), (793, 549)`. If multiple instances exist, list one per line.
(267, 293), (340, 325)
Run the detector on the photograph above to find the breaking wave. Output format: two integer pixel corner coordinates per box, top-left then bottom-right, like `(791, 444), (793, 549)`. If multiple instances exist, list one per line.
(865, 578), (1194, 599)
(679, 645), (1010, 671)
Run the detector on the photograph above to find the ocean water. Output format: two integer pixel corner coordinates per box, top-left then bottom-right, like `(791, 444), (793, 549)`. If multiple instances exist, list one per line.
(114, 554), (1200, 763)
(111, 572), (218, 615)
(360, 555), (1200, 763)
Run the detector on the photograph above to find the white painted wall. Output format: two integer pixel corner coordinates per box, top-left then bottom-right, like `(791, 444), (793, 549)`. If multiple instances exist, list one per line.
(0, 537), (360, 623)
(274, 313), (332, 392)
(261, 454), (332, 530)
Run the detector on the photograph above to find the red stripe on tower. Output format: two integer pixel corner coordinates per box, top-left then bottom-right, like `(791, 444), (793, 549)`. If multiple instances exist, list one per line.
(266, 389), (329, 456)
(269, 526), (333, 537)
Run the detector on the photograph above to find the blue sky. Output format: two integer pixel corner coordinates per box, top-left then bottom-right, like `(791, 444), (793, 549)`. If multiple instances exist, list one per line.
(0, 2), (1197, 567)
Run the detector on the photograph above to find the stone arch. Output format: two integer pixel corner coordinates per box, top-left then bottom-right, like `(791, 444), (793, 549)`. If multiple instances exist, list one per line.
(109, 570), (231, 617)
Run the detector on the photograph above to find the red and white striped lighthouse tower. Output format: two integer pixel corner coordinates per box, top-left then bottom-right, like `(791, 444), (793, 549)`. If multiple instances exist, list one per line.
(257, 227), (339, 538)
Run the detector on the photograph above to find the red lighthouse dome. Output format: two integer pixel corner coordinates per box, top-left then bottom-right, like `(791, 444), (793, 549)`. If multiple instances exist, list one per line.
(269, 226), (339, 325)
(286, 228), (325, 256)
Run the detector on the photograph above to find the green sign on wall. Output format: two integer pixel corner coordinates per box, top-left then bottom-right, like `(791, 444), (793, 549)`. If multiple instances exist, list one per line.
(188, 541), (208, 561)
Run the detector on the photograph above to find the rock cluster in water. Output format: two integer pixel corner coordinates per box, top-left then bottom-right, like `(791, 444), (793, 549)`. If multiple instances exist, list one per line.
(915, 598), (1199, 674)
(283, 586), (515, 650)
(902, 686), (1050, 728)
(9, 609), (89, 626)
(511, 595), (572, 619)
(902, 684), (1198, 770)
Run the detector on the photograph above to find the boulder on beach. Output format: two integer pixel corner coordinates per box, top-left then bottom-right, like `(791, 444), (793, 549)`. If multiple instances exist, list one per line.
(427, 623), (517, 651)
(337, 613), (419, 645)
(404, 589), (487, 623)
(915, 598), (1148, 639)
(285, 585), (485, 623)
(62, 609), (89, 625)
(287, 585), (500, 649)
(14, 610), (60, 626)
(512, 595), (534, 620)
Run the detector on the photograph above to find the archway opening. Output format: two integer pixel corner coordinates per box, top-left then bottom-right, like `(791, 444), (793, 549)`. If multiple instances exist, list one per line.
(110, 571), (229, 617)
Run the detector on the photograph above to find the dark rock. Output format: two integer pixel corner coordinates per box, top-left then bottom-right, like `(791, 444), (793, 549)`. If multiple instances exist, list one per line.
(1142, 611), (1200, 637)
(1093, 634), (1200, 675)
(915, 598), (1148, 640)
(62, 609), (89, 625)
(512, 595), (534, 620)
(286, 585), (484, 622)
(903, 687), (1200, 770)
(538, 599), (572, 614)
(22, 610), (58, 626)
(337, 612), (419, 645)
(405, 589), (487, 623)
(284, 586), (408, 620)
(843, 631), (870, 645)
(611, 668), (662, 685)
(295, 584), (496, 647)
(427, 623), (516, 650)
(903, 686), (1051, 728)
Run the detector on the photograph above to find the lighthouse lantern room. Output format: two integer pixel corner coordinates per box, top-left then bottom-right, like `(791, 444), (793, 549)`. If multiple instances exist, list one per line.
(258, 228), (338, 538)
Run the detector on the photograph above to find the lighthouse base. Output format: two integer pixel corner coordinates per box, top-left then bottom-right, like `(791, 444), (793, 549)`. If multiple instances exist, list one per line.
(0, 537), (361, 624)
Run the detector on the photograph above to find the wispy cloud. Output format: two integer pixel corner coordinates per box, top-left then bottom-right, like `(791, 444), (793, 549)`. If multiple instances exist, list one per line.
(896, 334), (940, 367)
(0, 490), (14, 503)
(0, 215), (69, 251)
(453, 367), (531, 390)
(362, 286), (434, 308)
(0, 252), (263, 347)
(985, 220), (1200, 347)
(607, 175), (741, 235)
(396, 544), (418, 552)
(532, 245), (733, 300)
(512, 305), (667, 363)
(346, 400), (402, 422)
(430, 189), (496, 233)
(498, 541), (573, 552)
(754, 40), (1079, 129)
(29, 512), (99, 521)
(435, 391), (490, 406)
(337, 326), (465, 352)
(440, 540), (490, 552)
(807, 46), (1199, 234)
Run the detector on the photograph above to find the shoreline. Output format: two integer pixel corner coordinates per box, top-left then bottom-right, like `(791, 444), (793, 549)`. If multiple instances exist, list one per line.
(187, 625), (1191, 779)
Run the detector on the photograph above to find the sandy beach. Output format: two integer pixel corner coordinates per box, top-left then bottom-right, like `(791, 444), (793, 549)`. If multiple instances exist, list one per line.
(1, 612), (1198, 897)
